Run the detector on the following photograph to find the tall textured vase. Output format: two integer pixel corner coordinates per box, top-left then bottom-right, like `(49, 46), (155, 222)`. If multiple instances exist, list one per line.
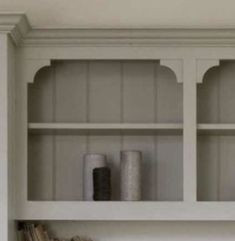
(83, 154), (107, 201)
(120, 151), (142, 201)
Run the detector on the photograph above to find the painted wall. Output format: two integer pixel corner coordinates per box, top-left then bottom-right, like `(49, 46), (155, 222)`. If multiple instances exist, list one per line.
(1, 0), (235, 240)
(0, 0), (235, 28)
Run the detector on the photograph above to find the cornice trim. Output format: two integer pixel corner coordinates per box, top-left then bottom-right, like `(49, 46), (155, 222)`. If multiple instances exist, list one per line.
(2, 13), (235, 47)
(22, 28), (235, 47)
(0, 13), (30, 45)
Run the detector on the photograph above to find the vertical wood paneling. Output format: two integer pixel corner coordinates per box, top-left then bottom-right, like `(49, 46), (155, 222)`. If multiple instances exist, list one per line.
(54, 61), (87, 200)
(88, 61), (122, 200)
(217, 63), (235, 201)
(220, 62), (235, 123)
(197, 67), (220, 123)
(122, 61), (156, 200)
(156, 136), (183, 201)
(28, 136), (54, 200)
(54, 61), (87, 122)
(28, 60), (183, 201)
(89, 61), (121, 123)
(155, 64), (183, 201)
(28, 67), (54, 122)
(198, 61), (235, 201)
(197, 66), (220, 201)
(54, 135), (86, 200)
(156, 65), (183, 123)
(28, 66), (54, 200)
(123, 62), (155, 123)
(219, 136), (235, 201)
(197, 136), (219, 201)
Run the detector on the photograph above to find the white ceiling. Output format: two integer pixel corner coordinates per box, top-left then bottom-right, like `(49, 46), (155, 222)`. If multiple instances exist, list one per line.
(0, 0), (234, 28)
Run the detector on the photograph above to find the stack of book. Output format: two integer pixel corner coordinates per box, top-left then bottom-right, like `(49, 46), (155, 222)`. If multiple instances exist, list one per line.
(17, 223), (92, 241)
(17, 223), (50, 241)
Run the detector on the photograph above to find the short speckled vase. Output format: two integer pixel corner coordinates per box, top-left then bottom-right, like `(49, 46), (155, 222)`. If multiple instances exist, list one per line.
(120, 150), (142, 201)
(83, 154), (107, 201)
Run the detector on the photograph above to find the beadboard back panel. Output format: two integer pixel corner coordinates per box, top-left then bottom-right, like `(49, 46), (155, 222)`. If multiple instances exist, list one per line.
(28, 60), (183, 201)
(198, 61), (235, 201)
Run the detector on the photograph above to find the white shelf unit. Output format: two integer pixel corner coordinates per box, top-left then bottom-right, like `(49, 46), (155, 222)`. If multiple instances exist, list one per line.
(27, 60), (183, 203)
(4, 13), (235, 241)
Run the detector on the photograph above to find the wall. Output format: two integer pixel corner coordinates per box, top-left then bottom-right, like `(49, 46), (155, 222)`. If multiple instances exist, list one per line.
(1, 0), (235, 240)
(0, 0), (235, 28)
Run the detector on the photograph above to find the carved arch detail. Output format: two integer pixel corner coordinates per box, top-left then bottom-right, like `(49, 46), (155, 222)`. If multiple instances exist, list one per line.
(23, 58), (186, 84)
(160, 59), (183, 83)
(23, 59), (51, 83)
(196, 59), (219, 83)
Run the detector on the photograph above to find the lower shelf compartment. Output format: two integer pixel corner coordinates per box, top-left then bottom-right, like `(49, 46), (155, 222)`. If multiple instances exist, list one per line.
(197, 135), (235, 201)
(15, 201), (235, 221)
(15, 219), (235, 241)
(28, 134), (183, 202)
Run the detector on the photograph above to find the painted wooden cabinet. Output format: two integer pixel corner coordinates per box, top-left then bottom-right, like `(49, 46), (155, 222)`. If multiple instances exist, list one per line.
(2, 13), (235, 241)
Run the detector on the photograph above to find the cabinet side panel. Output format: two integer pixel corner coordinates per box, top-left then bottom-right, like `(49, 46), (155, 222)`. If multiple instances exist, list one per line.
(8, 37), (17, 241)
(0, 35), (17, 241)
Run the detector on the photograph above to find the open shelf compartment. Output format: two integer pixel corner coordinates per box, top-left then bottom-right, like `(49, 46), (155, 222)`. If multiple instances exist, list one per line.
(27, 60), (183, 202)
(197, 60), (235, 201)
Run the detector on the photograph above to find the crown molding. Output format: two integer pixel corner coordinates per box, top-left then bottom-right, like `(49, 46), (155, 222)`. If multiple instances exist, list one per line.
(1, 13), (235, 47)
(0, 13), (30, 45)
(22, 28), (235, 47)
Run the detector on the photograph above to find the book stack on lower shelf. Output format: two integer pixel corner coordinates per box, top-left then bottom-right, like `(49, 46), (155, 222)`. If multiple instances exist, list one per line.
(17, 223), (93, 241)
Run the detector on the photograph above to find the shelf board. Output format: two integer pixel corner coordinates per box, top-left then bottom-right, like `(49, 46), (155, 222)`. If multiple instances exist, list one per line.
(15, 201), (235, 221)
(198, 123), (235, 135)
(29, 123), (235, 135)
(28, 123), (183, 135)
